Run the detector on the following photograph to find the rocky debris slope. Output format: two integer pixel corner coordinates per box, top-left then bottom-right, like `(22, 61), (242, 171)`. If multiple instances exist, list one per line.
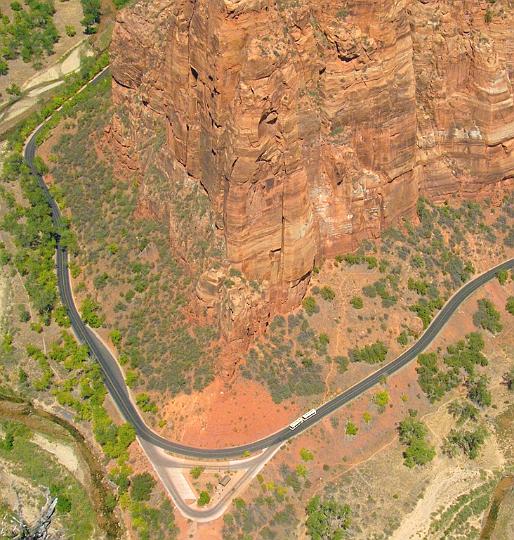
(108, 0), (514, 344)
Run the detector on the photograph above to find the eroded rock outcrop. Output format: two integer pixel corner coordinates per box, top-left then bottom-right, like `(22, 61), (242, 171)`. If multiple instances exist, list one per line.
(108, 0), (514, 343)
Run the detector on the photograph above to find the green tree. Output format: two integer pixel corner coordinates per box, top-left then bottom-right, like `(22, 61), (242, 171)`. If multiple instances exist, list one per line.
(398, 410), (435, 468)
(54, 305), (70, 327)
(345, 421), (358, 436)
(136, 393), (157, 413)
(190, 466), (204, 479)
(110, 329), (122, 347)
(403, 436), (436, 468)
(6, 83), (21, 96)
(373, 390), (389, 411)
(125, 370), (138, 388)
(467, 376), (491, 408)
(300, 448), (314, 462)
(198, 491), (210, 506)
(303, 296), (319, 316)
(80, 0), (101, 34)
(130, 473), (155, 501)
(80, 296), (103, 327)
(473, 299), (502, 334)
(503, 366), (514, 391)
(350, 296), (363, 309)
(319, 286), (336, 302)
(349, 341), (388, 364)
(506, 296), (514, 316)
(496, 269), (509, 285)
(305, 496), (351, 540)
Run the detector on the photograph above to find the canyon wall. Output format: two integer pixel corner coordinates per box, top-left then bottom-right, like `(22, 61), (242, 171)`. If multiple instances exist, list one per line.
(108, 0), (514, 343)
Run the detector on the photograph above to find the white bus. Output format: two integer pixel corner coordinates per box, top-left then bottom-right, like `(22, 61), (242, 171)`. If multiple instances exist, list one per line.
(289, 417), (304, 430)
(302, 408), (317, 420)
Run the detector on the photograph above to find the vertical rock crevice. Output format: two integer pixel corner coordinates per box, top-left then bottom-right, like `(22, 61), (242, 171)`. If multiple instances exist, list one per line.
(108, 0), (514, 344)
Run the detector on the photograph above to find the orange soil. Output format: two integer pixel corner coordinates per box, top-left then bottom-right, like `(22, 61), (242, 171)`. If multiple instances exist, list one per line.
(157, 376), (298, 448)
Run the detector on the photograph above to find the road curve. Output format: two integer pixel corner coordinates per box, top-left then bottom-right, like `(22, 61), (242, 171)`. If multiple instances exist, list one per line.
(23, 69), (514, 458)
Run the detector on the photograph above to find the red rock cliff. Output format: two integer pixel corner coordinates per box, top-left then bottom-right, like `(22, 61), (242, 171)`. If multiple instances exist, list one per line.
(108, 0), (514, 341)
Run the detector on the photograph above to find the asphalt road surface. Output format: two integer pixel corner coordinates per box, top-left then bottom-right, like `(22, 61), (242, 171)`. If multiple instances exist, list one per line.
(24, 68), (514, 459)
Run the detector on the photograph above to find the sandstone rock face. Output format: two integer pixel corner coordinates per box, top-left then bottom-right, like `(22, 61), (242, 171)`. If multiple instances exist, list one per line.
(109, 0), (514, 341)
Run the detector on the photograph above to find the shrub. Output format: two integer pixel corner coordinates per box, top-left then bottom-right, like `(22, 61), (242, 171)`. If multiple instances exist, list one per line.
(303, 296), (319, 316)
(65, 25), (76, 37)
(300, 448), (314, 462)
(190, 466), (204, 479)
(345, 421), (358, 436)
(496, 269), (509, 285)
(198, 491), (210, 506)
(319, 286), (336, 301)
(305, 496), (351, 539)
(130, 473), (155, 501)
(349, 341), (388, 364)
(473, 299), (502, 334)
(373, 390), (389, 411)
(506, 296), (514, 316)
(398, 410), (435, 467)
(350, 296), (363, 309)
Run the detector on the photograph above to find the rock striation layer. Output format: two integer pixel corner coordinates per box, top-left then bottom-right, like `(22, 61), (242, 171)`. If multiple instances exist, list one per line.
(108, 0), (514, 343)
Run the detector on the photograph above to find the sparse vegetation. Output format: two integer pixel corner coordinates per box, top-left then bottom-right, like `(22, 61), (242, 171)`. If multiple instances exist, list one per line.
(242, 314), (328, 402)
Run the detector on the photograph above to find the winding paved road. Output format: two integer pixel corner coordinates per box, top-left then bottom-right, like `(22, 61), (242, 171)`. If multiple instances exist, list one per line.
(23, 68), (514, 459)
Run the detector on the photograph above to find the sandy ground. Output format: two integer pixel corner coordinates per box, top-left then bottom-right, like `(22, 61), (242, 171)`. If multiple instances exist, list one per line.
(391, 466), (483, 540)
(0, 462), (44, 524)
(20, 40), (87, 91)
(0, 40), (90, 127)
(31, 433), (85, 485)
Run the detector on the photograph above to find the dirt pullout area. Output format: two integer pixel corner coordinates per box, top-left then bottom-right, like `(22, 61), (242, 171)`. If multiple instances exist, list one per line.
(159, 377), (297, 448)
